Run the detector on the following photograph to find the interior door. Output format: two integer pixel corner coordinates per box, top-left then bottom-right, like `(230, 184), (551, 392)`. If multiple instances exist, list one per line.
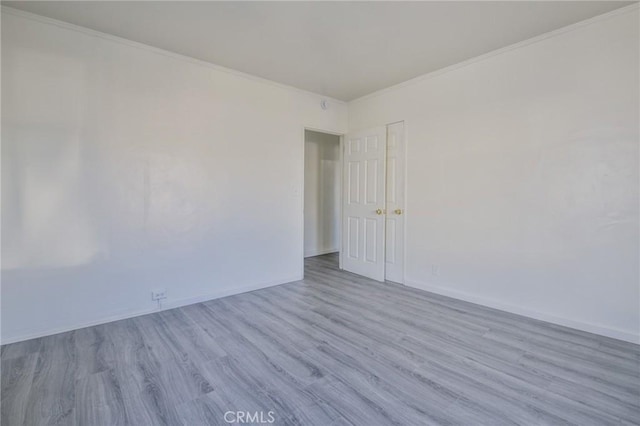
(385, 122), (405, 283)
(342, 126), (387, 281)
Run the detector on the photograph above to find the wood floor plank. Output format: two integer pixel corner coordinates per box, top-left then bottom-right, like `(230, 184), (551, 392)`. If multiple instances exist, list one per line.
(1, 253), (638, 425)
(190, 305), (344, 424)
(175, 395), (225, 426)
(104, 318), (184, 426)
(301, 376), (430, 426)
(1, 353), (38, 426)
(23, 332), (77, 426)
(1, 338), (43, 362)
(72, 324), (114, 380)
(220, 296), (456, 423)
(75, 369), (127, 426)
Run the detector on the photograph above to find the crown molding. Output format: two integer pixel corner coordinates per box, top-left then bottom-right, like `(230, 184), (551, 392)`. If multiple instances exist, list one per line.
(0, 5), (347, 105)
(349, 3), (639, 104)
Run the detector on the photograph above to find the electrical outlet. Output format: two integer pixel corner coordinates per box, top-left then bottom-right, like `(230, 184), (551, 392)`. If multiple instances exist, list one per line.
(151, 289), (167, 301)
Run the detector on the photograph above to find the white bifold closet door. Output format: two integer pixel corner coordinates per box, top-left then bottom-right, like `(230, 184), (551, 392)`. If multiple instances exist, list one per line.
(342, 126), (387, 281)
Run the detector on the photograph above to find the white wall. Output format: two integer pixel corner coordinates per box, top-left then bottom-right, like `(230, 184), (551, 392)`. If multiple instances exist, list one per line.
(304, 130), (340, 257)
(349, 8), (639, 343)
(1, 9), (347, 344)
(3, 6), (638, 345)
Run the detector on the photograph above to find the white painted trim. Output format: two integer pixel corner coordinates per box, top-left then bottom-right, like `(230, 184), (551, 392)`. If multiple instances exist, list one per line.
(304, 126), (344, 136)
(304, 248), (339, 258)
(0, 275), (301, 345)
(404, 278), (640, 345)
(401, 120), (409, 286)
(300, 126), (307, 280)
(349, 3), (640, 105)
(0, 6), (346, 106)
(338, 134), (344, 271)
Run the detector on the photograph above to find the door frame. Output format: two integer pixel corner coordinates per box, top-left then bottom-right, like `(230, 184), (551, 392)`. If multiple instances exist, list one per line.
(402, 120), (409, 285)
(300, 121), (407, 284)
(301, 126), (345, 278)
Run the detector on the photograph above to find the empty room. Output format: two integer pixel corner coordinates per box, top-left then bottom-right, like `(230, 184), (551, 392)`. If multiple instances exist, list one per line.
(1, 1), (639, 425)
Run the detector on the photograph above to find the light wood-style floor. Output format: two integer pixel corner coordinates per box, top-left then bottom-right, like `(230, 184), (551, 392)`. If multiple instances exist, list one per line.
(2, 253), (639, 425)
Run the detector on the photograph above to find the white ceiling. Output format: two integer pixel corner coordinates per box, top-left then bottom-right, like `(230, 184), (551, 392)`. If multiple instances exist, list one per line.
(3, 1), (634, 101)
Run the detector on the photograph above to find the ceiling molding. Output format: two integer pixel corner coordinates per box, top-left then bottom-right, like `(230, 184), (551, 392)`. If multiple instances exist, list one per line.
(2, 3), (636, 103)
(0, 5), (347, 105)
(348, 2), (639, 105)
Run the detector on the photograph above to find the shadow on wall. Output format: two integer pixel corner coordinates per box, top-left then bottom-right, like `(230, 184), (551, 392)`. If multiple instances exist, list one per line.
(1, 47), (105, 271)
(1, 48), (230, 272)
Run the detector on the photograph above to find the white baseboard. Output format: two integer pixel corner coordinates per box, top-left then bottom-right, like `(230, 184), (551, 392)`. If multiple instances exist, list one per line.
(5, 274), (636, 346)
(0, 275), (301, 345)
(404, 279), (640, 345)
(304, 248), (339, 258)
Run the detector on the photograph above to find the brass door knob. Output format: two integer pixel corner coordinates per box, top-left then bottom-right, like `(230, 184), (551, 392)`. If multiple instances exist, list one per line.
(394, 209), (403, 215)
(375, 209), (384, 215)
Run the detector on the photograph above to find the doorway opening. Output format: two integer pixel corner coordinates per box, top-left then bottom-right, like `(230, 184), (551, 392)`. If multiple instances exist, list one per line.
(302, 122), (406, 284)
(303, 129), (342, 267)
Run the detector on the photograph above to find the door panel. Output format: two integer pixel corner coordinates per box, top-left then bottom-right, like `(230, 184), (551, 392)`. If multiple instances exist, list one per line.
(348, 162), (360, 203)
(365, 159), (379, 203)
(364, 218), (378, 263)
(385, 122), (405, 283)
(386, 219), (397, 264)
(342, 126), (386, 281)
(347, 216), (359, 259)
